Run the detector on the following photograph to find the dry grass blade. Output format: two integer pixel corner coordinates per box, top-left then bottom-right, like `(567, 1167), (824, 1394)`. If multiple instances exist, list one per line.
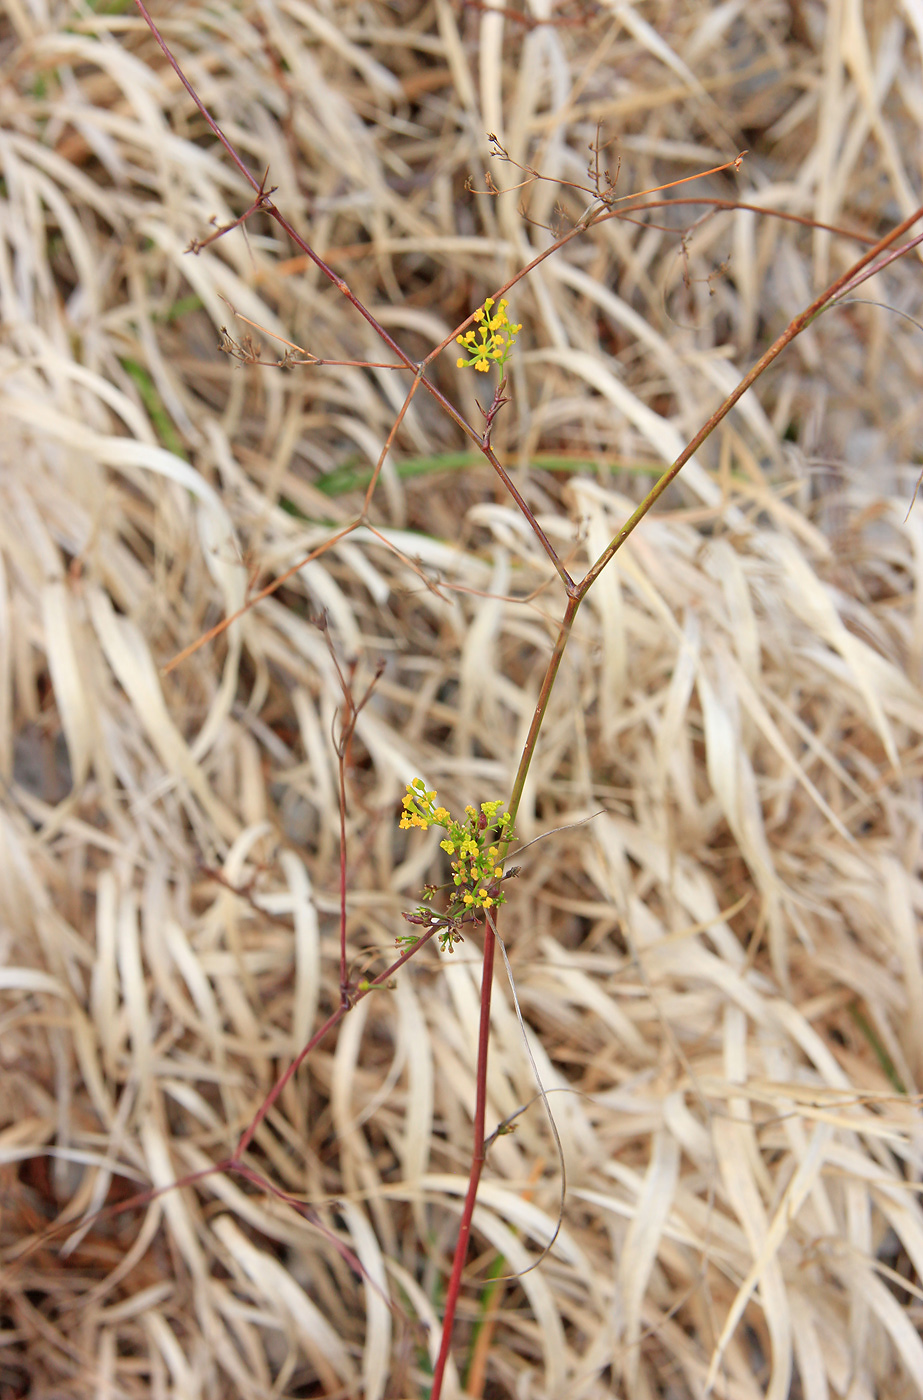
(2, 2), (923, 1398)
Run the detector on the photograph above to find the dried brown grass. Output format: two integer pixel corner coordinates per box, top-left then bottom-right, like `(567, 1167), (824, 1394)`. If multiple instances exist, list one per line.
(2, 1), (923, 1397)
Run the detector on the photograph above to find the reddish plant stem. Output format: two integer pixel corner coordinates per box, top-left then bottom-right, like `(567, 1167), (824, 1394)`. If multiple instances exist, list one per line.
(423, 194), (920, 1378)
(579, 202), (923, 597)
(429, 921), (497, 1397)
(21, 916), (442, 1266)
(328, 655), (361, 1003)
(833, 227), (923, 297)
(235, 922), (439, 1158)
(429, 593), (579, 1397)
(338, 762), (350, 998)
(143, 0), (892, 613)
(163, 522), (358, 673)
(138, 0), (907, 610)
(128, 14), (923, 1395)
(134, 0), (571, 585)
(624, 196), (879, 242)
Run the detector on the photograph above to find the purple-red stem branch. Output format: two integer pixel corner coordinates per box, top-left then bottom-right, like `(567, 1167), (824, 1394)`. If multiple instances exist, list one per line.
(428, 592), (580, 1392)
(235, 922), (439, 1158)
(429, 921), (497, 1397)
(127, 13), (923, 1398)
(134, 0), (569, 584)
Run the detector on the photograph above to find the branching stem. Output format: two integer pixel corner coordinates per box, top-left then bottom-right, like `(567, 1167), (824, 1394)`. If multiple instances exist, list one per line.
(121, 10), (923, 1398)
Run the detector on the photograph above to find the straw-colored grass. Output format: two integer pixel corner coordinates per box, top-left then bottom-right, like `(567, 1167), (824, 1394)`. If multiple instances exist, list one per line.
(2, 2), (923, 1397)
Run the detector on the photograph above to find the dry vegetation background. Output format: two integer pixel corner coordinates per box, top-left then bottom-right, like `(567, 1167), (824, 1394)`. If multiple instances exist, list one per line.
(2, 0), (923, 1397)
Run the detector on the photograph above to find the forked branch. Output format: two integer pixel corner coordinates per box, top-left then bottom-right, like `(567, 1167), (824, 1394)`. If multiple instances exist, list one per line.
(120, 8), (923, 1397)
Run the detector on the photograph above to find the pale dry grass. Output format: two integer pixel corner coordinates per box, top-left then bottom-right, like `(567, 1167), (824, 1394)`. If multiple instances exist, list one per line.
(2, 2), (923, 1398)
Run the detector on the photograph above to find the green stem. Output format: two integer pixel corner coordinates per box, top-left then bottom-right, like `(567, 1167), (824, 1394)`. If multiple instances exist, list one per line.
(580, 202), (923, 595)
(429, 592), (580, 1398)
(507, 593), (581, 832)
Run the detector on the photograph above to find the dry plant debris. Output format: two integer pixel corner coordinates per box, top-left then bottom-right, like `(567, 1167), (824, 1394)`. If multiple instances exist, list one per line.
(2, 1), (923, 1398)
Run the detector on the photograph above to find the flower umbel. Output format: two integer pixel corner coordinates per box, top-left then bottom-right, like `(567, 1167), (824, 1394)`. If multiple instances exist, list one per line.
(399, 779), (515, 946)
(455, 297), (522, 374)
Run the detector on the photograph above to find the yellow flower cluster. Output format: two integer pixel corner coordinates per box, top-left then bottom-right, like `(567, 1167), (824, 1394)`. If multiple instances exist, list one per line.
(400, 783), (449, 830)
(398, 779), (514, 925)
(455, 297), (522, 373)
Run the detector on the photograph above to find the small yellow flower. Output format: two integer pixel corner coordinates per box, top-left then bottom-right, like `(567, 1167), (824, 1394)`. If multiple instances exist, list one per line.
(455, 298), (520, 373)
